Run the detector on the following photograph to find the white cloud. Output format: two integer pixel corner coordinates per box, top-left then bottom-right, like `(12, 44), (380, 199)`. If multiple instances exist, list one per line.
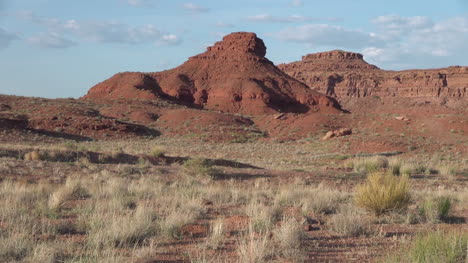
(124, 0), (156, 7)
(373, 15), (433, 29)
(159, 34), (182, 45)
(182, 3), (209, 13)
(215, 21), (234, 28)
(27, 32), (76, 48)
(69, 22), (163, 44)
(19, 11), (182, 47)
(0, 27), (17, 49)
(276, 24), (380, 48)
(367, 15), (468, 66)
(276, 15), (468, 69)
(372, 15), (434, 41)
(248, 14), (316, 23)
(290, 0), (303, 7)
(362, 47), (384, 58)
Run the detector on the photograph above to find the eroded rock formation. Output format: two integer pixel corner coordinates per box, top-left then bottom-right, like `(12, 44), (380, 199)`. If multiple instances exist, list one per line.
(278, 50), (467, 99)
(83, 32), (341, 114)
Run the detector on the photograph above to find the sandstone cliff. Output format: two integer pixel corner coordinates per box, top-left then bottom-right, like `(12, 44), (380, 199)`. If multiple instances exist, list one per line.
(83, 32), (341, 115)
(278, 50), (467, 99)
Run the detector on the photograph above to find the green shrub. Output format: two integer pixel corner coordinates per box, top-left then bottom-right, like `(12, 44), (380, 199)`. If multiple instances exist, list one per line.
(384, 231), (467, 263)
(419, 196), (452, 223)
(355, 173), (411, 216)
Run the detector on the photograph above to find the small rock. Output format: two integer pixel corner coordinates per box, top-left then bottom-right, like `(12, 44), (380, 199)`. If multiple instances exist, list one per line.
(395, 116), (410, 121)
(322, 128), (352, 140)
(274, 113), (286, 120)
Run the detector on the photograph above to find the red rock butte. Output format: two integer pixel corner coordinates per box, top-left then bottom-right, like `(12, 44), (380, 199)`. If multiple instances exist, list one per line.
(83, 32), (341, 115)
(278, 50), (467, 98)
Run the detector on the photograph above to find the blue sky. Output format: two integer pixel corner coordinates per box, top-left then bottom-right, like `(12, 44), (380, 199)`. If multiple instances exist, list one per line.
(0, 0), (467, 98)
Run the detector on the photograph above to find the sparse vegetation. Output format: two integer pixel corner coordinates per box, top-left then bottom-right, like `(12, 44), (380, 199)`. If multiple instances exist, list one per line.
(345, 157), (388, 174)
(237, 225), (274, 263)
(418, 195), (452, 223)
(150, 146), (166, 158)
(24, 151), (42, 161)
(274, 217), (306, 261)
(383, 231), (467, 263)
(245, 199), (282, 232)
(299, 185), (348, 215)
(183, 158), (220, 179)
(329, 204), (374, 237)
(0, 137), (466, 262)
(205, 219), (225, 250)
(437, 163), (459, 179)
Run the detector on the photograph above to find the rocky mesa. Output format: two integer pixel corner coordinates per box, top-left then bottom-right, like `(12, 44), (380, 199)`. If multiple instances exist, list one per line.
(278, 50), (467, 99)
(83, 32), (341, 115)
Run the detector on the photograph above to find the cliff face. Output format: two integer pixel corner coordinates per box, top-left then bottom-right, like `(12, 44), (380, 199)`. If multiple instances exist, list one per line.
(278, 50), (467, 99)
(83, 32), (341, 115)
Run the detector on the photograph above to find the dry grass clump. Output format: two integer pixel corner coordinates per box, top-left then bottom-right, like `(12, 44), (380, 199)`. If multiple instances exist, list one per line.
(87, 205), (157, 248)
(273, 217), (306, 261)
(387, 158), (402, 176)
(329, 204), (374, 237)
(245, 200), (282, 232)
(205, 219), (225, 250)
(345, 157), (388, 174)
(24, 150), (42, 161)
(418, 195), (452, 223)
(0, 232), (34, 262)
(355, 173), (411, 216)
(400, 163), (427, 176)
(299, 185), (348, 215)
(48, 177), (91, 210)
(237, 225), (274, 263)
(204, 185), (249, 205)
(183, 158), (220, 179)
(159, 208), (199, 239)
(273, 183), (349, 216)
(437, 163), (459, 179)
(150, 146), (166, 158)
(25, 242), (68, 263)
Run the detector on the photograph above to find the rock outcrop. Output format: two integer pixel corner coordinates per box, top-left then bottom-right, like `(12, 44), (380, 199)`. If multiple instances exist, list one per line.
(278, 50), (467, 99)
(83, 32), (341, 115)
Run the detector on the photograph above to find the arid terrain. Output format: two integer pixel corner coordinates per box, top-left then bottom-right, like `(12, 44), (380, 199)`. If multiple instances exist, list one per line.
(0, 32), (467, 263)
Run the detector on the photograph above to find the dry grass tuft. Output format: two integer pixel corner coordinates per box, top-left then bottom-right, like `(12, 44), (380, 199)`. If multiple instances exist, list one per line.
(245, 200), (282, 232)
(24, 151), (42, 161)
(355, 173), (411, 216)
(48, 177), (90, 210)
(237, 224), (273, 263)
(205, 219), (225, 250)
(345, 157), (388, 174)
(273, 217), (306, 261)
(183, 158), (220, 179)
(329, 204), (374, 237)
(150, 146), (166, 158)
